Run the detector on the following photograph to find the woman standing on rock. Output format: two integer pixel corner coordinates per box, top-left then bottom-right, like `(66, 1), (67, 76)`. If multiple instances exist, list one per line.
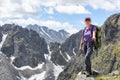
(79, 17), (96, 76)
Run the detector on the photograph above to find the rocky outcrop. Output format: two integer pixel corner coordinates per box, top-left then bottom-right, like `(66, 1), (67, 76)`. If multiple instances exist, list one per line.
(0, 53), (20, 80)
(92, 13), (120, 74)
(75, 72), (94, 80)
(56, 31), (83, 80)
(26, 24), (70, 44)
(0, 27), (3, 42)
(50, 42), (67, 65)
(1, 24), (48, 67)
(101, 13), (120, 45)
(60, 30), (82, 56)
(57, 54), (85, 80)
(49, 30), (82, 66)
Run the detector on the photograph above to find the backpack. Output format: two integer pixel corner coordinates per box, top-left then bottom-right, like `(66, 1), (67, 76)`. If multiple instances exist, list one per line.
(92, 25), (101, 50)
(83, 25), (101, 50)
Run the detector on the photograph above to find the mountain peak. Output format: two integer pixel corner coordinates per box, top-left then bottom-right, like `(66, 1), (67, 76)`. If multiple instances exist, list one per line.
(26, 24), (70, 43)
(101, 13), (120, 45)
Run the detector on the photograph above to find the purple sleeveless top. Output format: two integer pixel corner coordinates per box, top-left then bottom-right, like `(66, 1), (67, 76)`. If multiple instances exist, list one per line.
(82, 25), (96, 42)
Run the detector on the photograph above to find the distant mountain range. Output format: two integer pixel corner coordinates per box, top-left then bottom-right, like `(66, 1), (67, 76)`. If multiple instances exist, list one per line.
(0, 24), (77, 80)
(26, 24), (70, 43)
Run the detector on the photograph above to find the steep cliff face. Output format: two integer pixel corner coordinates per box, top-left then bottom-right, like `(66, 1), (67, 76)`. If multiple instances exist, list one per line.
(92, 13), (120, 74)
(57, 13), (120, 80)
(50, 42), (67, 65)
(0, 27), (3, 42)
(60, 30), (82, 56)
(57, 31), (84, 80)
(101, 13), (120, 45)
(1, 24), (48, 68)
(0, 53), (21, 80)
(49, 30), (82, 66)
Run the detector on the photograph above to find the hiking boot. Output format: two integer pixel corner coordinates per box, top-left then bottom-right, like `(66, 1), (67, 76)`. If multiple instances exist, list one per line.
(82, 71), (92, 77)
(86, 71), (92, 77)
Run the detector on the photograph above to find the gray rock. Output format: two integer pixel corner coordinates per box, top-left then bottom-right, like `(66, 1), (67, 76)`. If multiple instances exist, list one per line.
(75, 72), (94, 80)
(0, 27), (3, 42)
(101, 13), (120, 45)
(1, 24), (48, 67)
(26, 24), (70, 44)
(0, 53), (20, 80)
(50, 42), (67, 66)
(109, 70), (119, 76)
(60, 30), (82, 56)
(49, 30), (82, 66)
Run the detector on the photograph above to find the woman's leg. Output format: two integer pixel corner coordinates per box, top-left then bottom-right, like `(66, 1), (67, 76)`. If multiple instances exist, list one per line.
(83, 44), (87, 55)
(85, 42), (93, 74)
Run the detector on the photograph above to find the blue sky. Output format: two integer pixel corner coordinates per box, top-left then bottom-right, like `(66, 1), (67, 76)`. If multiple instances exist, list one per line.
(0, 0), (120, 33)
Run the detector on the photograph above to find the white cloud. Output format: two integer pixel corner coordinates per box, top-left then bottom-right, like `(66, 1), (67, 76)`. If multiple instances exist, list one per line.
(0, 18), (78, 34)
(21, 0), (41, 13)
(44, 7), (54, 14)
(0, 0), (120, 19)
(0, 0), (120, 34)
(0, 0), (42, 19)
(55, 5), (90, 14)
(87, 0), (120, 11)
(40, 20), (78, 33)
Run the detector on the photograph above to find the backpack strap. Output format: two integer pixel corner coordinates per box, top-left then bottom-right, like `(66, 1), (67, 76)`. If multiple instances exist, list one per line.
(82, 27), (86, 37)
(83, 25), (96, 37)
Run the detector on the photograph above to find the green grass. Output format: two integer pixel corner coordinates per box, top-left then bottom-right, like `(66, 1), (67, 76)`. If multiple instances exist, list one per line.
(96, 75), (120, 80)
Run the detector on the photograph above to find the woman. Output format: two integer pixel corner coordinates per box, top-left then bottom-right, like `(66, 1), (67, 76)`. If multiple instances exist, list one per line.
(79, 17), (96, 76)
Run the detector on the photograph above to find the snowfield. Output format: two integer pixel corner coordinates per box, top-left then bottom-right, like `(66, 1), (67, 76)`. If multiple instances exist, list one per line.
(28, 71), (46, 80)
(13, 63), (45, 70)
(53, 63), (63, 80)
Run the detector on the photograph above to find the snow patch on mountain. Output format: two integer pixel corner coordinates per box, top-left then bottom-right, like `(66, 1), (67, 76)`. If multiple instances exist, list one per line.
(53, 63), (63, 80)
(66, 53), (71, 61)
(0, 33), (8, 58)
(10, 56), (16, 63)
(44, 45), (64, 80)
(60, 32), (64, 38)
(28, 71), (46, 80)
(13, 63), (44, 70)
(60, 50), (68, 62)
(0, 33), (8, 50)
(20, 71), (46, 80)
(44, 46), (52, 60)
(73, 48), (76, 56)
(26, 25), (70, 43)
(40, 27), (52, 39)
(10, 55), (45, 71)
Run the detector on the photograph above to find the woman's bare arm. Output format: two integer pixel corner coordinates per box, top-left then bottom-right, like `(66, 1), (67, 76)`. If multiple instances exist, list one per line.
(92, 31), (96, 42)
(80, 36), (84, 47)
